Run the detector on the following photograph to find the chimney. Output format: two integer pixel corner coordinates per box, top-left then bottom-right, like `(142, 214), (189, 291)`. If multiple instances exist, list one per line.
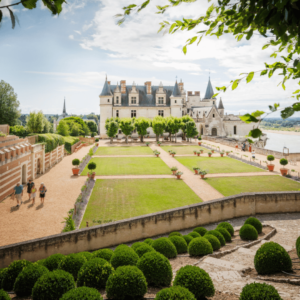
(121, 80), (126, 93)
(195, 91), (200, 96)
(145, 81), (152, 94)
(188, 91), (193, 96)
(107, 81), (111, 85)
(179, 80), (184, 91)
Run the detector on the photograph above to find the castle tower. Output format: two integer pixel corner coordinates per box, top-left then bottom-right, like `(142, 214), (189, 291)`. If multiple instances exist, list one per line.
(218, 98), (225, 117)
(62, 98), (66, 118)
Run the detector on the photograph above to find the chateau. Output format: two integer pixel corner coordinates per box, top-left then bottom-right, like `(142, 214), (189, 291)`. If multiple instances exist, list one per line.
(99, 77), (254, 139)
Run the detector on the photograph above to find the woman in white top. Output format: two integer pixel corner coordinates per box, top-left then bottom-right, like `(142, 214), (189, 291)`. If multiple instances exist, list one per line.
(252, 150), (256, 161)
(30, 184), (37, 204)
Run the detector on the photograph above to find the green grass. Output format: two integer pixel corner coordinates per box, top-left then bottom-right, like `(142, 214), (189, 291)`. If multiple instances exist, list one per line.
(81, 157), (170, 175)
(205, 175), (300, 196)
(175, 156), (265, 174)
(94, 146), (153, 156)
(80, 179), (202, 228)
(161, 145), (209, 154)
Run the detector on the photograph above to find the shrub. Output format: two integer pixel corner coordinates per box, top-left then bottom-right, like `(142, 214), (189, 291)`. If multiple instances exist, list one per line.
(72, 159), (80, 167)
(137, 251), (172, 286)
(244, 217), (263, 234)
(205, 230), (225, 246)
(87, 162), (97, 172)
(188, 232), (201, 239)
(32, 270), (75, 300)
(183, 235), (193, 245)
(188, 237), (213, 256)
(77, 258), (114, 289)
(203, 234), (221, 251)
(43, 253), (65, 271)
(114, 244), (129, 252)
(0, 290), (10, 300)
(280, 158), (288, 166)
(216, 228), (231, 242)
(193, 227), (207, 236)
(216, 222), (234, 236)
(168, 232), (182, 238)
(152, 237), (177, 259)
(37, 134), (65, 153)
(135, 244), (155, 258)
(95, 138), (99, 142)
(2, 260), (32, 291)
(131, 242), (145, 251)
(0, 269), (7, 289)
(267, 155), (275, 162)
(110, 247), (139, 269)
(78, 252), (93, 261)
(92, 249), (114, 262)
(106, 266), (147, 299)
(240, 282), (282, 300)
(254, 242), (292, 275)
(239, 224), (258, 240)
(35, 259), (45, 266)
(144, 238), (154, 246)
(173, 265), (215, 299)
(296, 236), (300, 259)
(14, 264), (49, 297)
(58, 253), (87, 280)
(169, 236), (188, 254)
(60, 287), (103, 300)
(155, 286), (196, 300)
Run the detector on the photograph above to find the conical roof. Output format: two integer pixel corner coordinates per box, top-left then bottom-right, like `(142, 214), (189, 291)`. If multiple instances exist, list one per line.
(172, 80), (181, 96)
(63, 98), (66, 114)
(100, 77), (112, 96)
(204, 77), (215, 99)
(218, 98), (224, 109)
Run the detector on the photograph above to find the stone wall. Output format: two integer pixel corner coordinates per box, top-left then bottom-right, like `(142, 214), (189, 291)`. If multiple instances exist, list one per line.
(0, 125), (9, 135)
(1, 191), (300, 268)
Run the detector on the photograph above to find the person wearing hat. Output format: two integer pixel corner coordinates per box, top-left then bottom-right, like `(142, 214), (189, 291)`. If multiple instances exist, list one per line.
(39, 183), (47, 204)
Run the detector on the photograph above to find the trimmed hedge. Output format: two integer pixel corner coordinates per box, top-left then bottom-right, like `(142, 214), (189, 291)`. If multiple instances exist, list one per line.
(216, 228), (231, 242)
(169, 236), (188, 254)
(92, 249), (114, 262)
(205, 230), (226, 246)
(173, 266), (215, 299)
(152, 238), (177, 259)
(183, 235), (193, 246)
(137, 251), (173, 287)
(193, 227), (208, 236)
(217, 222), (234, 236)
(106, 266), (147, 299)
(78, 252), (93, 261)
(43, 253), (65, 271)
(60, 287), (103, 300)
(155, 286), (196, 300)
(188, 237), (213, 256)
(240, 282), (282, 300)
(144, 238), (154, 246)
(114, 244), (129, 252)
(168, 232), (182, 238)
(110, 247), (139, 269)
(203, 234), (221, 251)
(37, 134), (65, 153)
(135, 244), (155, 258)
(239, 224), (258, 241)
(58, 253), (87, 281)
(188, 232), (201, 239)
(244, 217), (263, 234)
(0, 269), (7, 289)
(0, 289), (10, 300)
(131, 242), (145, 251)
(296, 236), (300, 259)
(254, 242), (292, 275)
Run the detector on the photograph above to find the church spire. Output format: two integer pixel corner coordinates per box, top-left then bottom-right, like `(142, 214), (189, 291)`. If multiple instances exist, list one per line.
(218, 97), (224, 109)
(204, 76), (215, 99)
(100, 75), (112, 96)
(63, 98), (66, 116)
(172, 79), (181, 96)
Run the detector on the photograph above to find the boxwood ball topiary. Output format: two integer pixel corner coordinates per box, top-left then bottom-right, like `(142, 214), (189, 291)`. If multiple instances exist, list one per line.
(205, 230), (226, 246)
(183, 235), (193, 246)
(2, 260), (32, 291)
(60, 287), (103, 300)
(240, 282), (282, 300)
(168, 232), (182, 238)
(188, 237), (213, 256)
(92, 249), (114, 262)
(203, 234), (221, 251)
(106, 266), (147, 299)
(152, 237), (177, 259)
(188, 231), (201, 239)
(0, 289), (10, 300)
(58, 253), (87, 281)
(173, 265), (215, 299)
(114, 244), (129, 252)
(43, 253), (65, 271)
(0, 269), (8, 289)
(135, 244), (155, 258)
(296, 236), (300, 259)
(244, 217), (263, 234)
(144, 238), (154, 246)
(239, 224), (258, 241)
(77, 258), (114, 289)
(193, 227), (208, 236)
(35, 259), (45, 266)
(217, 222), (234, 236)
(32, 270), (75, 300)
(14, 264), (49, 297)
(154, 286), (196, 300)
(78, 252), (93, 261)
(216, 228), (231, 242)
(110, 247), (139, 269)
(137, 251), (173, 287)
(254, 242), (292, 275)
(169, 236), (188, 254)
(131, 242), (145, 251)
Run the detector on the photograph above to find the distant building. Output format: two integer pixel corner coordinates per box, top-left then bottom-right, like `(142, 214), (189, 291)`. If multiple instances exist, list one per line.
(53, 98), (67, 132)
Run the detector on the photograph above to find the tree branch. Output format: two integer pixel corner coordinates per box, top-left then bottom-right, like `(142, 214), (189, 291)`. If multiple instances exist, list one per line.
(0, 0), (25, 9)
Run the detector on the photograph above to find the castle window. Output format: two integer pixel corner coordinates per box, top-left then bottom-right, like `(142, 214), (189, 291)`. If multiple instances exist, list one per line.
(158, 97), (164, 104)
(234, 126), (237, 135)
(213, 101), (215, 105)
(116, 96), (119, 104)
(131, 97), (137, 104)
(108, 99), (110, 103)
(119, 130), (122, 134)
(175, 100), (177, 104)
(158, 110), (164, 117)
(116, 110), (119, 118)
(131, 110), (136, 118)
(213, 114), (215, 118)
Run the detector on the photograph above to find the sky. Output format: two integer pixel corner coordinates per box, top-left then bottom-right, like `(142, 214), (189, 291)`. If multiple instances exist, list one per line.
(0, 0), (299, 117)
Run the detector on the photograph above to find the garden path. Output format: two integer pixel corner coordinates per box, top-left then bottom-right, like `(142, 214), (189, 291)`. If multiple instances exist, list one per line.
(206, 172), (278, 178)
(94, 175), (173, 179)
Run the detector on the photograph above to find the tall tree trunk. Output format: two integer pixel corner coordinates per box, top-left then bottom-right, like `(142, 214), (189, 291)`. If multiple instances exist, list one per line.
(156, 134), (159, 142)
(175, 133), (177, 143)
(169, 132), (171, 142)
(141, 135), (143, 143)
(126, 136), (128, 144)
(183, 132), (186, 141)
(110, 137), (113, 144)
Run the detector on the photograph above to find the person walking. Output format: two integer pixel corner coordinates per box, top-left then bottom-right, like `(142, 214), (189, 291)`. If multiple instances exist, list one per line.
(27, 179), (34, 200)
(39, 183), (47, 204)
(30, 184), (37, 205)
(13, 183), (23, 207)
(252, 150), (256, 162)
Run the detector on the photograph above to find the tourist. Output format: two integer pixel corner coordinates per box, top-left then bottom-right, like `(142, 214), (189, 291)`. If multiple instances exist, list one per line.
(27, 179), (34, 200)
(39, 183), (47, 204)
(252, 150), (256, 161)
(30, 184), (37, 204)
(242, 142), (246, 152)
(13, 183), (23, 207)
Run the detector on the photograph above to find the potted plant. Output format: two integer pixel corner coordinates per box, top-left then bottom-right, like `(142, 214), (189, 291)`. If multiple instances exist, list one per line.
(95, 138), (99, 146)
(145, 142), (150, 146)
(72, 159), (80, 176)
(198, 136), (202, 146)
(87, 162), (97, 180)
(279, 158), (288, 176)
(199, 170), (208, 179)
(200, 149), (204, 154)
(171, 151), (176, 157)
(197, 151), (201, 156)
(211, 149), (215, 153)
(266, 155), (275, 171)
(208, 152), (212, 157)
(193, 167), (200, 175)
(175, 171), (183, 179)
(154, 150), (160, 157)
(157, 141), (161, 146)
(193, 150), (197, 155)
(226, 151), (230, 156)
(171, 166), (178, 175)
(169, 150), (172, 155)
(220, 152), (224, 157)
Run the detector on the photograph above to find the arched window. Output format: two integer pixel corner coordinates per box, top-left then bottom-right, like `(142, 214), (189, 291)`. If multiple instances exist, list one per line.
(116, 96), (119, 104)
(234, 126), (237, 135)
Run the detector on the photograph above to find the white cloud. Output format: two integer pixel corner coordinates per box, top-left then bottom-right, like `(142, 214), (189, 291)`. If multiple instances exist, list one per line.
(80, 43), (93, 50)
(69, 35), (74, 40)
(74, 30), (81, 35)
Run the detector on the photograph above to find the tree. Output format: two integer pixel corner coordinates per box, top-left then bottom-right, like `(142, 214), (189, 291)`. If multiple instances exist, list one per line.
(70, 123), (80, 137)
(26, 111), (45, 133)
(64, 116), (90, 136)
(135, 117), (150, 143)
(106, 118), (119, 144)
(180, 116), (194, 141)
(152, 116), (166, 142)
(0, 80), (20, 126)
(85, 121), (98, 133)
(10, 125), (28, 137)
(186, 121), (198, 142)
(57, 120), (69, 136)
(119, 118), (135, 143)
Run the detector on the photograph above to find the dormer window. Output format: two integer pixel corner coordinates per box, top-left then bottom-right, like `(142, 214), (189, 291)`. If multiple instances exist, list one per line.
(131, 97), (137, 104)
(108, 99), (110, 103)
(116, 96), (119, 104)
(175, 100), (177, 104)
(213, 114), (215, 118)
(158, 97), (164, 104)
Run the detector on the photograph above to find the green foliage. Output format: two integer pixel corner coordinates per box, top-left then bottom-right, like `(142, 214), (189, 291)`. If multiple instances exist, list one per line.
(280, 158), (288, 166)
(188, 237), (213, 256)
(296, 236), (300, 259)
(151, 116), (166, 141)
(239, 224), (258, 241)
(203, 234), (221, 251)
(244, 217), (263, 234)
(188, 231), (201, 239)
(135, 244), (154, 258)
(64, 117), (90, 136)
(152, 237), (177, 259)
(92, 249), (114, 262)
(119, 118), (135, 142)
(131, 242), (145, 251)
(105, 119), (119, 142)
(78, 252), (93, 261)
(32, 270), (75, 300)
(114, 244), (129, 252)
(77, 258), (114, 289)
(240, 282), (282, 300)
(85, 121), (98, 133)
(144, 238), (154, 246)
(106, 266), (147, 299)
(254, 242), (292, 275)
(60, 287), (103, 300)
(0, 269), (8, 289)
(267, 155), (275, 162)
(43, 254), (65, 271)
(186, 121), (198, 140)
(10, 125), (28, 137)
(27, 111), (51, 133)
(173, 265), (215, 299)
(134, 117), (151, 142)
(0, 289), (10, 300)
(62, 214), (76, 232)
(72, 159), (80, 166)
(205, 230), (226, 246)
(168, 232), (182, 238)
(193, 227), (207, 236)
(58, 253), (87, 281)
(87, 162), (97, 172)
(14, 264), (49, 297)
(57, 120), (70, 136)
(216, 222), (234, 236)
(63, 136), (79, 153)
(155, 286), (196, 300)
(182, 235), (193, 246)
(216, 228), (231, 242)
(110, 247), (139, 269)
(169, 236), (187, 254)
(37, 134), (65, 153)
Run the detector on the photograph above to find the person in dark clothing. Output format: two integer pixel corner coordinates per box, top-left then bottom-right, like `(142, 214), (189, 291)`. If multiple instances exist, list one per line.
(27, 179), (34, 200)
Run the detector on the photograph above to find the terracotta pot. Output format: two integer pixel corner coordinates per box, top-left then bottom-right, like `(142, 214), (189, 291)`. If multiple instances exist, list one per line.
(194, 151), (197, 155)
(220, 154), (224, 157)
(226, 152), (229, 156)
(158, 144), (161, 146)
(200, 150), (203, 154)
(212, 150), (214, 153)
(194, 170), (198, 174)
(280, 168), (288, 176)
(208, 154), (212, 157)
(176, 175), (181, 179)
(91, 172), (96, 180)
(197, 153), (200, 156)
(249, 146), (252, 152)
(267, 164), (275, 172)
(198, 142), (201, 146)
(87, 173), (90, 178)
(156, 154), (160, 157)
(96, 143), (99, 146)
(201, 175), (205, 179)
(72, 168), (79, 176)
(172, 170), (176, 175)
(171, 154), (175, 157)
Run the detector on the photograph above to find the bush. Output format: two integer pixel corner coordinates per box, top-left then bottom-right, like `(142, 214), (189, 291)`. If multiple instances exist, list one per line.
(2, 260), (32, 291)
(188, 232), (201, 239)
(77, 258), (114, 289)
(239, 224), (258, 240)
(95, 138), (99, 142)
(37, 134), (65, 153)
(32, 270), (75, 300)
(106, 266), (147, 299)
(183, 235), (193, 245)
(14, 264), (49, 297)
(0, 269), (7, 289)
(173, 265), (215, 299)
(216, 228), (231, 242)
(78, 252), (93, 261)
(193, 227), (207, 236)
(169, 236), (188, 254)
(280, 158), (288, 166)
(244, 217), (263, 234)
(58, 253), (87, 280)
(254, 241), (292, 275)
(135, 244), (155, 258)
(168, 232), (182, 238)
(72, 159), (80, 166)
(155, 286), (196, 300)
(205, 230), (226, 246)
(203, 234), (221, 251)
(60, 287), (103, 300)
(110, 247), (139, 269)
(152, 237), (177, 259)
(296, 236), (300, 259)
(144, 238), (154, 246)
(188, 237), (213, 256)
(267, 155), (275, 162)
(114, 244), (129, 252)
(216, 222), (234, 236)
(240, 282), (282, 300)
(43, 253), (65, 271)
(87, 162), (97, 172)
(0, 289), (10, 300)
(131, 242), (145, 251)
(137, 251), (172, 287)
(92, 249), (114, 262)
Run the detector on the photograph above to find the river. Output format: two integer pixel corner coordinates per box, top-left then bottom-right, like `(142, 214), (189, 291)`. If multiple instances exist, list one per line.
(263, 131), (300, 153)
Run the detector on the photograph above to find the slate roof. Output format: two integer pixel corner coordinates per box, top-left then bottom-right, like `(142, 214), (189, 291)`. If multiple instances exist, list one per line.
(100, 80), (113, 96)
(204, 77), (216, 99)
(218, 98), (224, 109)
(172, 81), (181, 96)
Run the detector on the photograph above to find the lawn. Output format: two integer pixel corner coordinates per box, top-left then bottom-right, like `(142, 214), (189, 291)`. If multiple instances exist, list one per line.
(205, 175), (300, 197)
(80, 178), (202, 228)
(81, 157), (170, 175)
(175, 156), (265, 174)
(161, 145), (209, 155)
(94, 146), (153, 156)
